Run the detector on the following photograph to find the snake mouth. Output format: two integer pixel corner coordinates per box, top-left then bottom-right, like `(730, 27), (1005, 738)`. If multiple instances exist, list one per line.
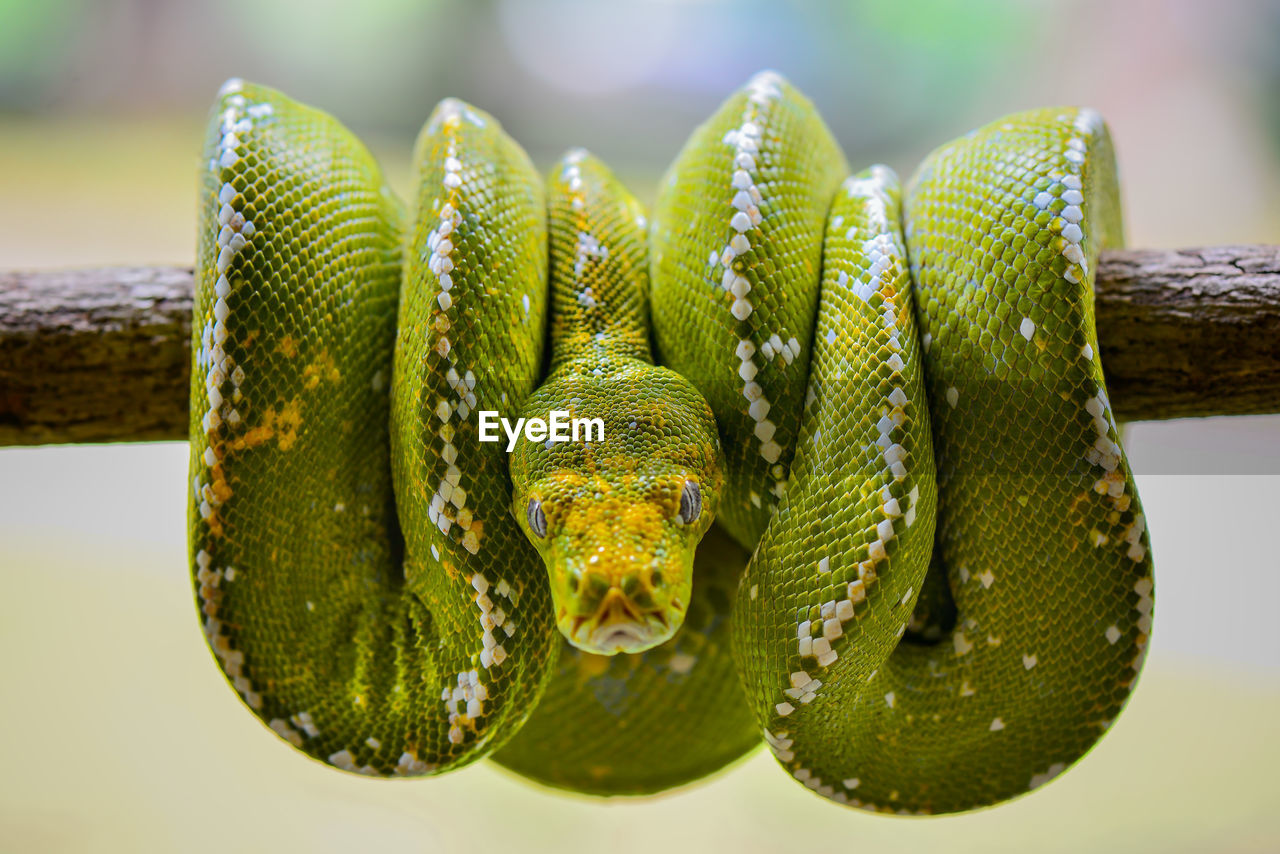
(589, 622), (656, 653)
(565, 596), (675, 655)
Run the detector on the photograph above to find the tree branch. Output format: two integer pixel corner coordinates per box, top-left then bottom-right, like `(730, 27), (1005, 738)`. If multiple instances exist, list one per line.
(1, 245), (1278, 447)
(1092, 245), (1280, 420)
(1, 266), (193, 446)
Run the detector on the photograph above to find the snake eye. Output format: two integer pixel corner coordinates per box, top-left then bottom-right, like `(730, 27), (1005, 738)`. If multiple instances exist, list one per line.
(678, 480), (702, 525)
(527, 498), (547, 538)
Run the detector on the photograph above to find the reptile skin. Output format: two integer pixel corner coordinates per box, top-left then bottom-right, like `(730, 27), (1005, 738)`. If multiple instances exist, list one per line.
(189, 72), (1153, 813)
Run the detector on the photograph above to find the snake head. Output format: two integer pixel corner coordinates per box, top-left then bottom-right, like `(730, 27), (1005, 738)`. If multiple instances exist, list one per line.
(511, 365), (723, 655)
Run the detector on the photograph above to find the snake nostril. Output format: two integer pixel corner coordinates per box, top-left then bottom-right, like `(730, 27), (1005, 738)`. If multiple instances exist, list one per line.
(586, 573), (610, 601)
(621, 574), (642, 597)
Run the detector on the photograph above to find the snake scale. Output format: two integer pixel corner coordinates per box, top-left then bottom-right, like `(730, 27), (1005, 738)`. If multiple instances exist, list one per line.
(189, 71), (1154, 813)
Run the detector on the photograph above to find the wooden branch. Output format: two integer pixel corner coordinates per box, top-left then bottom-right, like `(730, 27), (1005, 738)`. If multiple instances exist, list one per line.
(1, 245), (1278, 447)
(0, 266), (194, 446)
(1092, 245), (1280, 421)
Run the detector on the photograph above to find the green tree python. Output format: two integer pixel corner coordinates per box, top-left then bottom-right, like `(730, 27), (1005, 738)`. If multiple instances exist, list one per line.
(189, 71), (1154, 813)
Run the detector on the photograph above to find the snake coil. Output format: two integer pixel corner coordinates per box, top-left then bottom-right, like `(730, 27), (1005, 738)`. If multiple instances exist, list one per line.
(190, 71), (1153, 813)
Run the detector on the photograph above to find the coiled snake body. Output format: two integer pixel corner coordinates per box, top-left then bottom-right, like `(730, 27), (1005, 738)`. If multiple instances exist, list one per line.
(190, 72), (1153, 813)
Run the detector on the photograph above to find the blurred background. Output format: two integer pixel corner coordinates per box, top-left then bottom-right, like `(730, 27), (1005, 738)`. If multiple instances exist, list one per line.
(1, 0), (1278, 851)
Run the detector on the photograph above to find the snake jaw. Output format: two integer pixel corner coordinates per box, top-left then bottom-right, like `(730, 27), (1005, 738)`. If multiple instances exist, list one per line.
(566, 590), (677, 655)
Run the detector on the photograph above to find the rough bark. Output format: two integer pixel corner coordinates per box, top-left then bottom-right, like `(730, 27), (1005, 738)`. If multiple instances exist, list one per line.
(0, 266), (193, 445)
(1094, 245), (1280, 421)
(1, 246), (1278, 446)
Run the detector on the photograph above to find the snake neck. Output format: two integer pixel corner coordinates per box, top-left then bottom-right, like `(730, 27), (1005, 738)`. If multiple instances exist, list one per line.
(546, 148), (652, 370)
(508, 149), (725, 655)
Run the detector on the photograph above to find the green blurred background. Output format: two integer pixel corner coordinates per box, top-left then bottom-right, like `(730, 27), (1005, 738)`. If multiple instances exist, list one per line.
(1, 1), (1278, 851)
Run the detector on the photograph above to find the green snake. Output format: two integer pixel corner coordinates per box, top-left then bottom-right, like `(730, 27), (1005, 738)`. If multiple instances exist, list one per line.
(189, 71), (1154, 813)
